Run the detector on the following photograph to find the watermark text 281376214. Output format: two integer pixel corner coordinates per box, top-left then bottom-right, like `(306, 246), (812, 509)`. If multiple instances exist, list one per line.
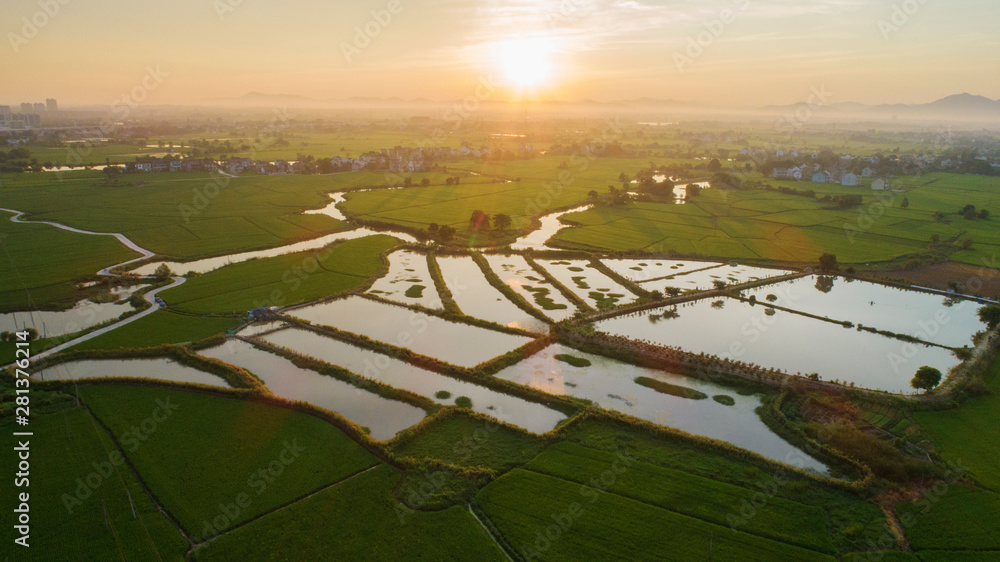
(12, 330), (34, 548)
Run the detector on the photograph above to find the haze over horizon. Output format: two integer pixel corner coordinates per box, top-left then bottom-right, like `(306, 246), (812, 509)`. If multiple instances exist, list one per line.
(3, 0), (999, 107)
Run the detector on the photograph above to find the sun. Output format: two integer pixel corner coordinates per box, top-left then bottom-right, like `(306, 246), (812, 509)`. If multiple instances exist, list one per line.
(496, 38), (554, 91)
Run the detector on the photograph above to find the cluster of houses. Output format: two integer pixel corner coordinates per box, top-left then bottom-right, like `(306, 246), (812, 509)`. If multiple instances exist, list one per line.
(770, 164), (889, 189)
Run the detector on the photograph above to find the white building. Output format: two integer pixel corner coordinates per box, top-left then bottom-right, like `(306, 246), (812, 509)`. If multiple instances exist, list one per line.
(841, 173), (859, 187)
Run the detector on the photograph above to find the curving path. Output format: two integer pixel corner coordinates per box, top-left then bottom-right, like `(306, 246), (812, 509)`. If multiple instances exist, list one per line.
(0, 207), (185, 361)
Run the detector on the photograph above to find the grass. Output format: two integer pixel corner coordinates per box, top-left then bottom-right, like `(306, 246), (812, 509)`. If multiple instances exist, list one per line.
(160, 234), (399, 313)
(524, 442), (835, 552)
(191, 464), (506, 561)
(79, 384), (380, 540)
(0, 171), (350, 259)
(0, 405), (189, 561)
(391, 411), (548, 472)
(555, 353), (592, 368)
(713, 394), (737, 406)
(73, 311), (241, 350)
(548, 173), (1000, 264)
(634, 375), (709, 400)
(896, 485), (1000, 551)
(0, 209), (140, 310)
(403, 284), (425, 298)
(914, 355), (1000, 490)
(476, 468), (834, 561)
(558, 418), (889, 553)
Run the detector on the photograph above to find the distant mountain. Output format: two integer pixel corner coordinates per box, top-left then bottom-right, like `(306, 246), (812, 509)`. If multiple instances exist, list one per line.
(197, 91), (1000, 121)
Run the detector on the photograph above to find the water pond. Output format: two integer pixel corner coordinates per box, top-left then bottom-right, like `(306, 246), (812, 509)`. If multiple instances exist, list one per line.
(36, 357), (228, 387)
(436, 256), (549, 333)
(261, 328), (566, 433)
(537, 260), (639, 308)
(302, 192), (347, 220)
(643, 263), (788, 293)
(743, 276), (985, 348)
(483, 254), (578, 321)
(1, 285), (141, 338)
(594, 297), (964, 394)
(199, 339), (425, 440)
(367, 250), (442, 309)
(287, 296), (535, 368)
(494, 344), (827, 472)
(603, 259), (720, 283)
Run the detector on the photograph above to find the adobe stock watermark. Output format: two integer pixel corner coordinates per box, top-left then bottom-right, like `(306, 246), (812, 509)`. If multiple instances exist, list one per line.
(61, 397), (180, 514)
(775, 85), (833, 132)
(7, 0), (71, 54)
(546, 0), (594, 27)
(878, 0), (930, 41)
(213, 0), (249, 21)
(673, 0), (750, 73)
(341, 0), (404, 63)
(415, 75), (498, 149)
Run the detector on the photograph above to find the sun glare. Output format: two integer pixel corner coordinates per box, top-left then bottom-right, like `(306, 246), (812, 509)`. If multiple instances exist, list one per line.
(496, 38), (554, 91)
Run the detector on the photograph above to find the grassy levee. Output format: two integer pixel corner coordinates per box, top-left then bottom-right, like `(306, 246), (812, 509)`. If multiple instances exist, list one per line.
(523, 441), (835, 553)
(523, 254), (595, 312)
(0, 210), (140, 310)
(587, 256), (651, 298)
(389, 407), (551, 472)
(915, 354), (1000, 490)
(896, 485), (1000, 552)
(160, 234), (400, 313)
(77, 384), (381, 541)
(0, 171), (353, 259)
(634, 375), (709, 400)
(470, 251), (554, 325)
(72, 311), (241, 351)
(475, 468), (836, 561)
(0, 405), (190, 561)
(425, 249), (462, 315)
(190, 464), (507, 561)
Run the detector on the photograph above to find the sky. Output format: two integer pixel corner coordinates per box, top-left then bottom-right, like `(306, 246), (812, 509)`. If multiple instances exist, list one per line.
(2, 0), (999, 107)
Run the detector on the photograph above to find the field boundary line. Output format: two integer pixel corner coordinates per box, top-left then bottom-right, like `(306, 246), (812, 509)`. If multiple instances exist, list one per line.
(467, 503), (516, 562)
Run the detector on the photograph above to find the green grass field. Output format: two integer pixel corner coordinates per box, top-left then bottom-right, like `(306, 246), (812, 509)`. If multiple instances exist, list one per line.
(476, 468), (834, 561)
(0, 210), (140, 310)
(73, 311), (241, 351)
(0, 171), (348, 259)
(0, 405), (189, 561)
(391, 411), (549, 472)
(160, 234), (399, 313)
(896, 485), (1000, 551)
(915, 356), (1000, 491)
(79, 384), (380, 540)
(524, 442), (834, 552)
(191, 464), (506, 561)
(548, 173), (1000, 265)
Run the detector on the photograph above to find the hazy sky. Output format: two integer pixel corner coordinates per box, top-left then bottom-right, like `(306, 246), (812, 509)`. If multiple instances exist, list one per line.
(3, 0), (998, 106)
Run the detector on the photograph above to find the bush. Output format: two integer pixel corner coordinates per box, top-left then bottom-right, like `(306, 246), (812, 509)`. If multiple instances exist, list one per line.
(454, 396), (473, 409)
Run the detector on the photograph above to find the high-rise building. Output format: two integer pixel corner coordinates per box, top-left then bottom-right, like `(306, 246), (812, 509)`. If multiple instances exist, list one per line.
(0, 105), (11, 119)
(45, 98), (57, 113)
(20, 103), (32, 113)
(33, 102), (45, 114)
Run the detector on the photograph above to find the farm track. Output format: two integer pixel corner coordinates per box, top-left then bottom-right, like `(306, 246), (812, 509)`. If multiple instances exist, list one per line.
(0, 207), (186, 361)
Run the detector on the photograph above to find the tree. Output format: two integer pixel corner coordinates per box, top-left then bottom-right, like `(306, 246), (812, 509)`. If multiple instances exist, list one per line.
(436, 225), (456, 243)
(930, 234), (941, 244)
(587, 190), (599, 200)
(492, 213), (512, 231)
(980, 209), (990, 220)
(707, 158), (721, 172)
(818, 253), (838, 272)
(686, 184), (701, 198)
(815, 275), (835, 293)
(154, 263), (172, 280)
(962, 237), (973, 250)
(911, 366), (942, 392)
(420, 178), (430, 187)
(979, 305), (1000, 329)
(469, 210), (489, 229)
(901, 197), (909, 209)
